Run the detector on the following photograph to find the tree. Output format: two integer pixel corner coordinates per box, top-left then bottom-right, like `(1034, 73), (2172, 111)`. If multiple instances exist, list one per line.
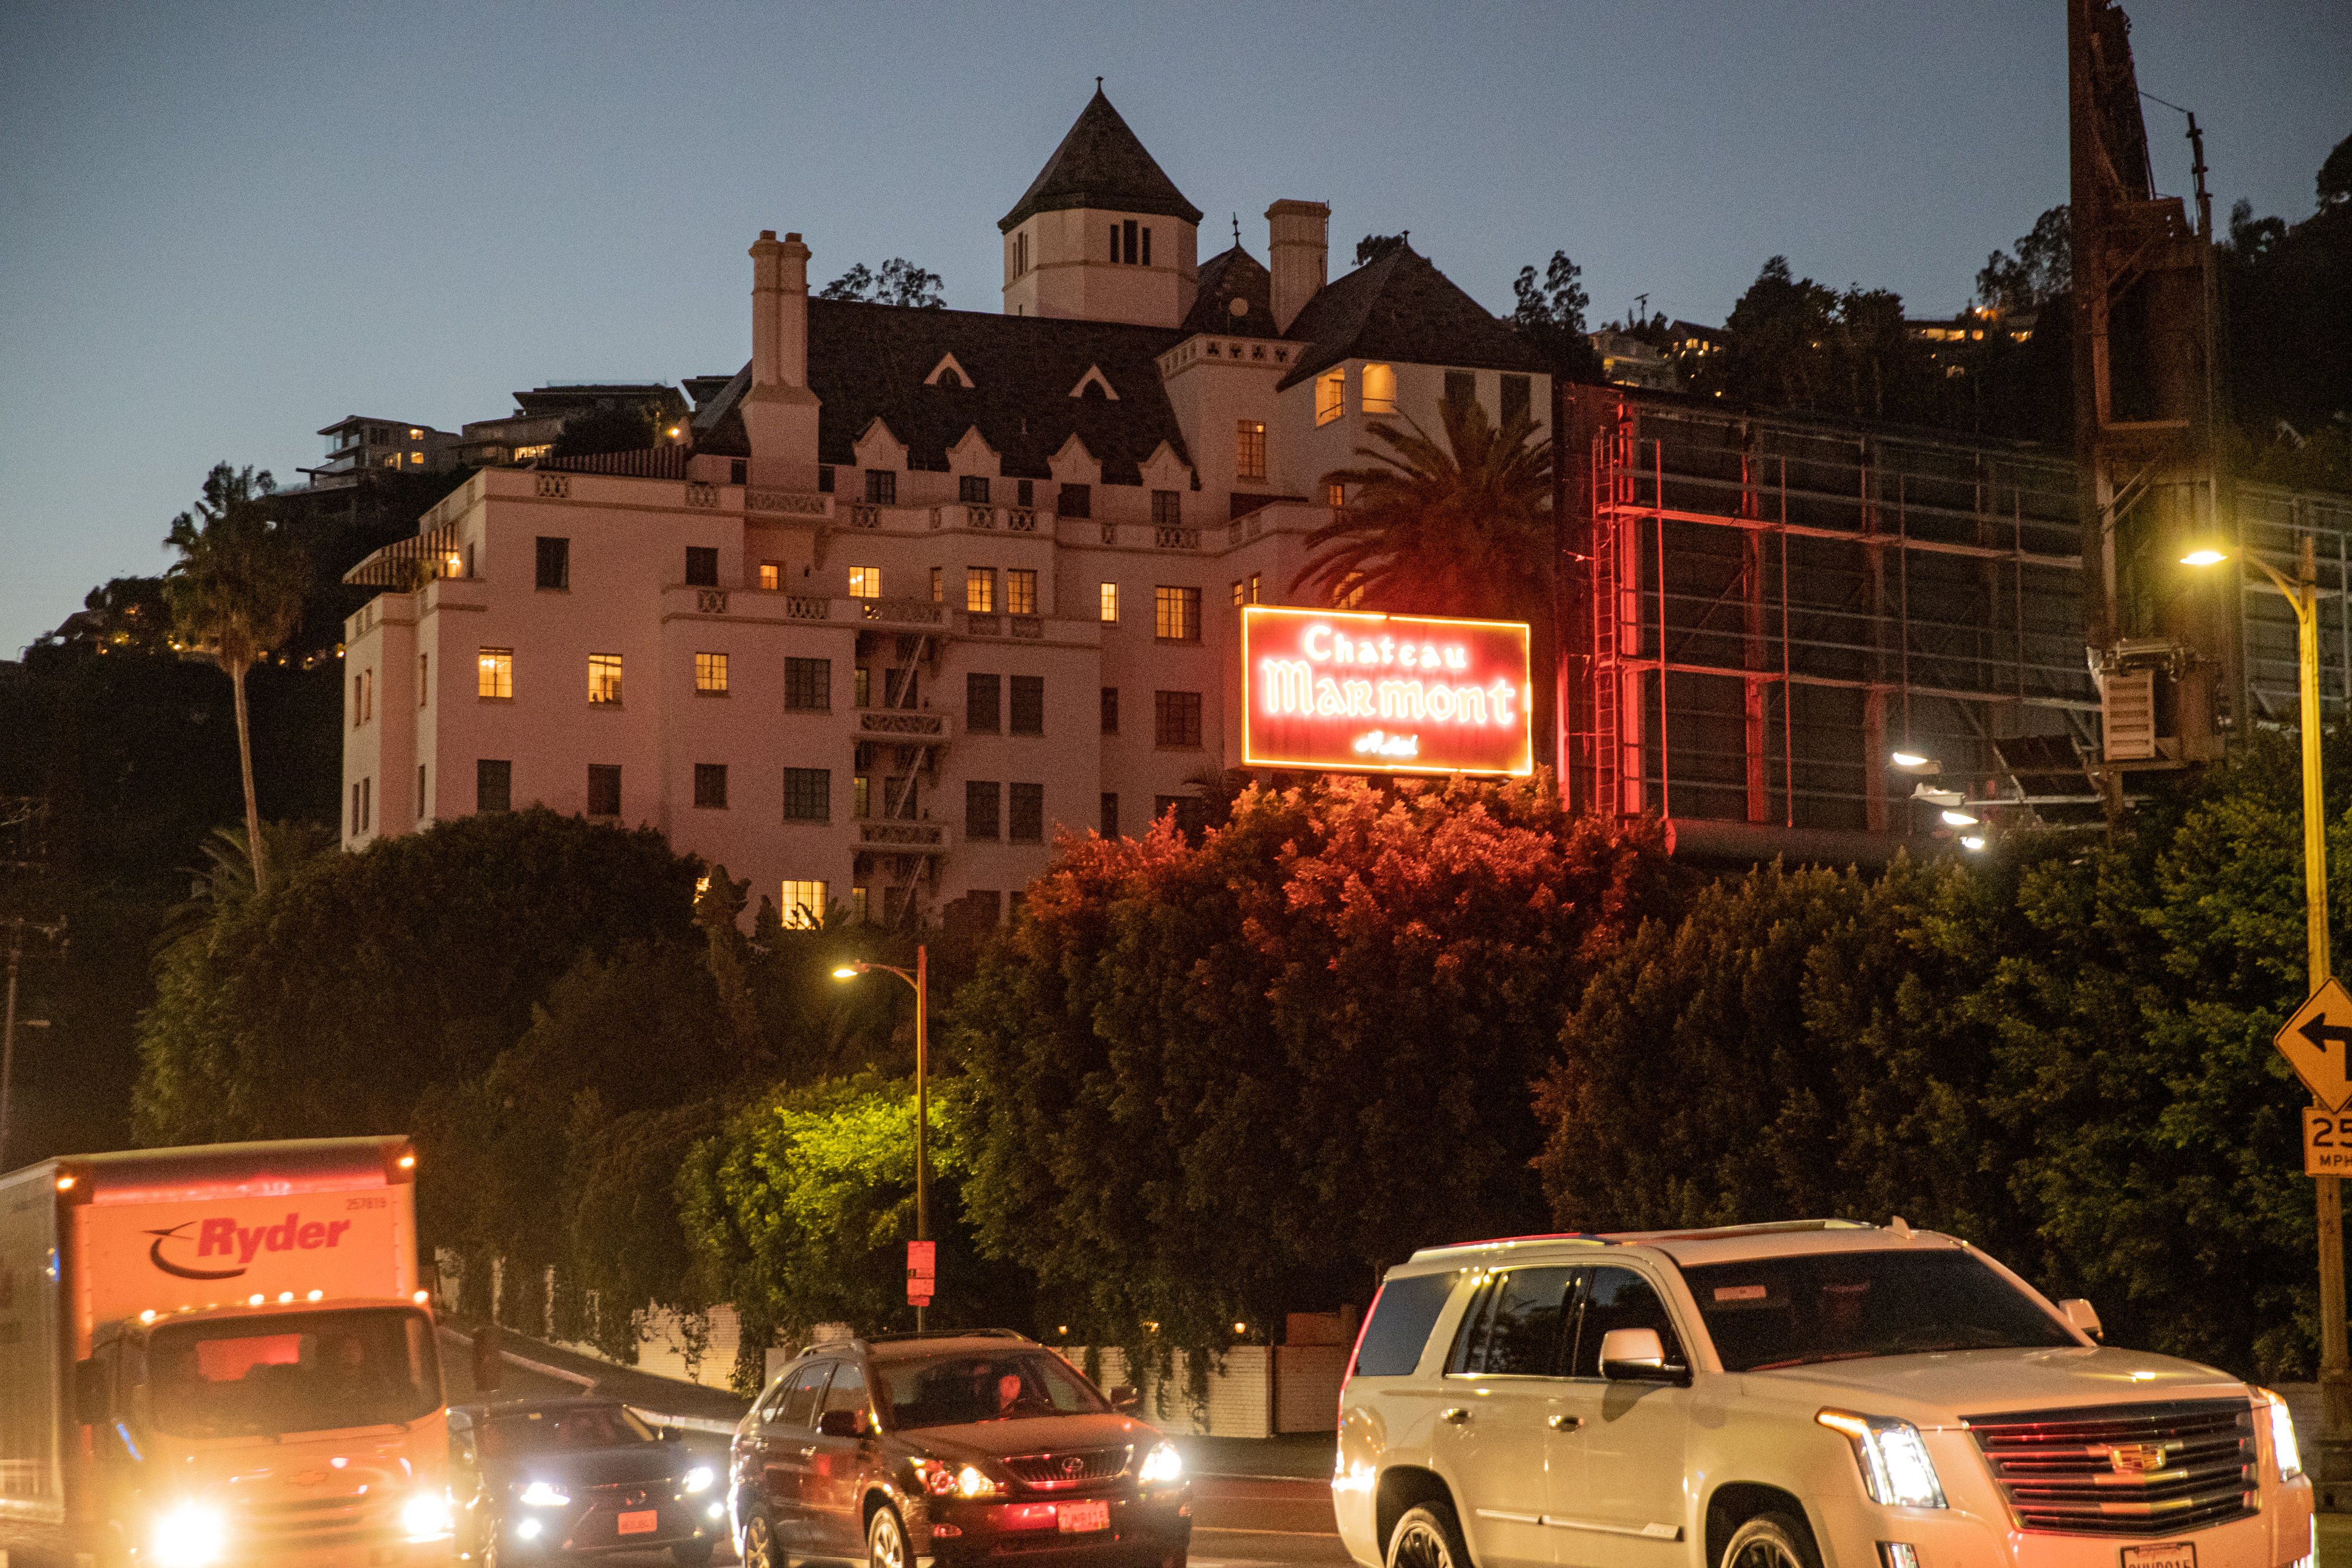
(1509, 250), (1602, 382)
(1355, 233), (1407, 266)
(163, 464), (309, 893)
(1976, 205), (2072, 313)
(819, 259), (946, 309)
(550, 401), (661, 458)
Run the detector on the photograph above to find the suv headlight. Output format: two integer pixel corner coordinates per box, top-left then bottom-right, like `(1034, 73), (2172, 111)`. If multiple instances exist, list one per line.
(151, 1500), (230, 1568)
(683, 1465), (715, 1495)
(400, 1490), (453, 1540)
(1818, 1410), (1947, 1508)
(519, 1480), (572, 1507)
(2257, 1387), (2304, 1479)
(1138, 1442), (1184, 1485)
(915, 1460), (1000, 1499)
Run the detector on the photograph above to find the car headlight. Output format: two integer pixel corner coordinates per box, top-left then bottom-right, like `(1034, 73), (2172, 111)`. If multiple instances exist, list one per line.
(683, 1465), (715, 1495)
(151, 1500), (230, 1568)
(916, 1459), (1000, 1499)
(1817, 1410), (1947, 1508)
(1138, 1442), (1184, 1485)
(520, 1479), (572, 1507)
(2258, 1387), (2304, 1479)
(400, 1490), (453, 1540)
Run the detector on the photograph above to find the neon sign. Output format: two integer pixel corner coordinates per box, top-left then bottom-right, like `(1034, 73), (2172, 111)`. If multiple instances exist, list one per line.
(1241, 606), (1533, 777)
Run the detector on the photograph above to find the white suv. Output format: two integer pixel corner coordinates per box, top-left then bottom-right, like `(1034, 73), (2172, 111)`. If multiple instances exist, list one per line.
(1334, 1221), (2312, 1568)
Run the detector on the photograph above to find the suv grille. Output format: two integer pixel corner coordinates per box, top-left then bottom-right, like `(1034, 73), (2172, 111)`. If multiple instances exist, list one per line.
(1965, 1399), (2256, 1537)
(1000, 1446), (1132, 1489)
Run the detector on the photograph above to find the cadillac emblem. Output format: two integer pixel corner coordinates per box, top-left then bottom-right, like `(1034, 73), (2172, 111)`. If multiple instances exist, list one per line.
(2107, 1443), (2169, 1475)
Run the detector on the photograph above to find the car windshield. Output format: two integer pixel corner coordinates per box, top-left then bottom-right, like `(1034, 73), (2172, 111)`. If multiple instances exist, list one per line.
(876, 1350), (1108, 1430)
(147, 1308), (440, 1438)
(1681, 1249), (2082, 1372)
(480, 1403), (657, 1456)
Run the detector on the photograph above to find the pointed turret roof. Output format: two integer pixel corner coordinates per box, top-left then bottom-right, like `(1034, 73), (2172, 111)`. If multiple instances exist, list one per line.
(999, 88), (1203, 232)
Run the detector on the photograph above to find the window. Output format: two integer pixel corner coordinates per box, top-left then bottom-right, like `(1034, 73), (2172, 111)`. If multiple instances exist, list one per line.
(1236, 421), (1266, 480)
(694, 763), (729, 809)
(476, 760), (512, 814)
(1362, 363), (1398, 414)
(1316, 368), (1346, 426)
(1099, 583), (1119, 623)
(853, 774), (871, 818)
(784, 657), (831, 711)
(960, 476), (991, 504)
(1100, 687), (1119, 734)
(587, 764), (621, 817)
(883, 667), (918, 709)
(419, 653), (429, 706)
(966, 780), (1001, 840)
(782, 767), (831, 823)
(759, 561), (781, 591)
(1328, 482), (1346, 509)
(1017, 479), (1034, 507)
(1154, 690), (1203, 748)
(967, 673), (1001, 733)
(1006, 569), (1037, 617)
(536, 536), (570, 590)
(1141, 226), (1152, 266)
(780, 880), (827, 928)
(686, 546), (719, 587)
(854, 667), (872, 708)
(1154, 586), (1200, 643)
(849, 566), (881, 599)
(1231, 574), (1261, 607)
(1151, 490), (1181, 528)
(818, 464), (834, 493)
(1448, 1267), (1575, 1377)
(1568, 1268), (1687, 1379)
(1154, 795), (1208, 842)
(362, 668), (373, 721)
(1010, 675), (1043, 735)
(588, 654), (623, 704)
(1009, 783), (1044, 842)
(864, 469), (896, 505)
(1444, 370), (1478, 413)
(1057, 483), (1091, 519)
(966, 568), (995, 613)
(417, 763), (428, 820)
(694, 651), (729, 693)
(849, 886), (869, 924)
(930, 566), (944, 603)
(731, 459), (747, 485)
(1100, 793), (1118, 837)
(1353, 1270), (1458, 1378)
(1501, 373), (1532, 428)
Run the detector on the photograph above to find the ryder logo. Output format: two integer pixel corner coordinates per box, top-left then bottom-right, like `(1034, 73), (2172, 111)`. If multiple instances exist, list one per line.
(146, 1213), (356, 1281)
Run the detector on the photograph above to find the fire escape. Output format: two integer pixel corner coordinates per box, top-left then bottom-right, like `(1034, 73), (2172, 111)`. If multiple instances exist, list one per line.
(854, 617), (953, 926)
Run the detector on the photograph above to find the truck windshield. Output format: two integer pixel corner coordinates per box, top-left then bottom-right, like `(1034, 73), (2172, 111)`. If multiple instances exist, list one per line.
(1681, 1249), (2082, 1372)
(876, 1352), (1108, 1430)
(147, 1307), (441, 1437)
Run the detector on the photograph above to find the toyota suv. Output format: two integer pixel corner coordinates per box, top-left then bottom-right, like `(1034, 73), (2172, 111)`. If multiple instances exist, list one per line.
(729, 1330), (1192, 1568)
(1334, 1222), (2312, 1568)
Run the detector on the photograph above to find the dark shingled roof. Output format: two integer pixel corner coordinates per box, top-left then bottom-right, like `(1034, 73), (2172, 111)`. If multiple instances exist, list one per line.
(1179, 246), (1283, 339)
(999, 89), (1203, 233)
(1277, 244), (1545, 390)
(693, 300), (1191, 484)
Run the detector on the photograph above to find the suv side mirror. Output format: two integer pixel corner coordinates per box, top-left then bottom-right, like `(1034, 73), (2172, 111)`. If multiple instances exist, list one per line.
(73, 1358), (108, 1426)
(1598, 1327), (1681, 1382)
(2059, 1298), (2103, 1340)
(817, 1408), (867, 1439)
(1109, 1385), (1141, 1414)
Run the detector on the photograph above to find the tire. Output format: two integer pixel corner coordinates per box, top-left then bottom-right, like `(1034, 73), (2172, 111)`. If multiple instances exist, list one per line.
(672, 1543), (717, 1567)
(1720, 1511), (1821, 1568)
(740, 1511), (781, 1568)
(868, 1503), (912, 1568)
(1385, 1502), (1469, 1568)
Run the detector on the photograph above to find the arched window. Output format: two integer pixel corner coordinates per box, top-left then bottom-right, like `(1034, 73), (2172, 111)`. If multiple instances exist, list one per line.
(1361, 363), (1398, 415)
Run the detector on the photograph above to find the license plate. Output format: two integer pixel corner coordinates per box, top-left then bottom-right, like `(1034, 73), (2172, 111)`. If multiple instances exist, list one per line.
(2120, 1546), (2194, 1568)
(1058, 1500), (1110, 1534)
(617, 1509), (659, 1536)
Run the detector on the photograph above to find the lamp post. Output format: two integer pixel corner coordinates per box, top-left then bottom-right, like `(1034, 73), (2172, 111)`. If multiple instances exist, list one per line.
(2185, 535), (2349, 1444)
(833, 947), (929, 1327)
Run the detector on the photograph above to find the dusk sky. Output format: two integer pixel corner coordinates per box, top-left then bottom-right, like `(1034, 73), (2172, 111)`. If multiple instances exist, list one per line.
(4, 1), (2345, 658)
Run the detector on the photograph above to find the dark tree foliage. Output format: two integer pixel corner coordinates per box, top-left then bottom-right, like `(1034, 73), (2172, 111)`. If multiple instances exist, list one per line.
(1509, 250), (1603, 382)
(1355, 233), (1407, 266)
(819, 259), (947, 309)
(2220, 132), (2352, 490)
(550, 402), (661, 459)
(1976, 205), (2073, 313)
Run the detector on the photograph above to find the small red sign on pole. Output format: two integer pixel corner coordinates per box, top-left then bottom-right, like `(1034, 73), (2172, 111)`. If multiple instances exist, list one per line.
(907, 1239), (936, 1306)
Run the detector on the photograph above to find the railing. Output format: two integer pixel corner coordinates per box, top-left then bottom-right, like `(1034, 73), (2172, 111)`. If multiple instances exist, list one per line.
(1011, 616), (1043, 639)
(965, 613), (1001, 636)
(857, 820), (952, 854)
(1227, 513), (1265, 547)
(534, 473), (570, 499)
(696, 589), (729, 614)
(968, 505), (996, 529)
(685, 480), (720, 508)
(858, 711), (951, 740)
(746, 488), (829, 518)
(850, 504), (880, 528)
(860, 597), (944, 626)
(1008, 508), (1037, 533)
(1155, 526), (1201, 550)
(786, 595), (831, 620)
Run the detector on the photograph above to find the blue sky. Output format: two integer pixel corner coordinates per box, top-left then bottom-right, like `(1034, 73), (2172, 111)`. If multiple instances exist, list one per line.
(3, 0), (2345, 656)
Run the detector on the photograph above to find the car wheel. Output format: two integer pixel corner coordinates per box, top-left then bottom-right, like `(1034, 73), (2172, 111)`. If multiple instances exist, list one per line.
(1720, 1512), (1821, 1568)
(1385, 1502), (1469, 1568)
(740, 1512), (781, 1568)
(868, 1503), (912, 1568)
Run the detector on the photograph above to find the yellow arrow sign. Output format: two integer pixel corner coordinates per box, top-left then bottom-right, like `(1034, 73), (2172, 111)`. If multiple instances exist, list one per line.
(2278, 977), (2352, 1112)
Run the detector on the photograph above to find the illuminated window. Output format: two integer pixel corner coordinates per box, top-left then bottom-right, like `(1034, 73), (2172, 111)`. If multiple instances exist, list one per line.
(586, 764), (621, 816)
(930, 566), (944, 603)
(849, 566), (881, 599)
(478, 648), (513, 699)
(1231, 574), (1261, 607)
(967, 567), (995, 613)
(780, 879), (827, 928)
(1154, 585), (1200, 643)
(1007, 569), (1037, 617)
(513, 444), (552, 461)
(853, 774), (871, 818)
(783, 767), (830, 821)
(1362, 363), (1397, 415)
(409, 451), (423, 466)
(1236, 421), (1266, 480)
(1328, 483), (1345, 509)
(694, 763), (729, 808)
(409, 427), (423, 439)
(1100, 583), (1120, 623)
(849, 886), (869, 924)
(588, 654), (623, 705)
(1154, 691), (1203, 748)
(854, 667), (871, 708)
(759, 561), (781, 591)
(784, 657), (830, 711)
(694, 651), (729, 693)
(1315, 369), (1345, 426)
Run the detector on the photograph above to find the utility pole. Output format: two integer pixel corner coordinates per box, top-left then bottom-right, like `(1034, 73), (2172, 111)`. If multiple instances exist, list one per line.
(0, 915), (66, 1172)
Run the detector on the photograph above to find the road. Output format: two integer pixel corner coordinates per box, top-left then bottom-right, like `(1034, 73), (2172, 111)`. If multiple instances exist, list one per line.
(1189, 1474), (1352, 1568)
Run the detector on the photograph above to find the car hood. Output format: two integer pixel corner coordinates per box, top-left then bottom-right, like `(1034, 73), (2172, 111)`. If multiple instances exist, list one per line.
(1742, 1345), (2253, 1428)
(490, 1443), (699, 1491)
(892, 1413), (1160, 1464)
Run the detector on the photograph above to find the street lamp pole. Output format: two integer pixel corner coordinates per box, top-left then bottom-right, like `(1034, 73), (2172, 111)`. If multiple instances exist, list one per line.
(833, 946), (929, 1328)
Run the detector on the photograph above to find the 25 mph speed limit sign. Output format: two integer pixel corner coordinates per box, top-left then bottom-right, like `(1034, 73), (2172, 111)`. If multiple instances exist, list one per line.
(2307, 1109), (2352, 1176)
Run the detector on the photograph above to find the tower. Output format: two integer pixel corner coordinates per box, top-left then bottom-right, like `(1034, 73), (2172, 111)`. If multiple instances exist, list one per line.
(1000, 87), (1201, 327)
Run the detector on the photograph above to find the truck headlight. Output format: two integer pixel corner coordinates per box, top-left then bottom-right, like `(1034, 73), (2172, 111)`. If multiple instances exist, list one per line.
(520, 1479), (572, 1507)
(1818, 1410), (1947, 1508)
(1138, 1443), (1184, 1485)
(400, 1489), (454, 1540)
(151, 1500), (230, 1568)
(683, 1465), (715, 1495)
(2258, 1387), (2304, 1479)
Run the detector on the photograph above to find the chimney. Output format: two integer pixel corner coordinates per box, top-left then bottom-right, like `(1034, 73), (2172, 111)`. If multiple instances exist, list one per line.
(1265, 200), (1329, 332)
(741, 230), (820, 491)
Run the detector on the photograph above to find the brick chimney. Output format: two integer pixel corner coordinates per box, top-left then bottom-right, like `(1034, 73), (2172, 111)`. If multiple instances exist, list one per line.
(1265, 200), (1330, 332)
(741, 229), (820, 491)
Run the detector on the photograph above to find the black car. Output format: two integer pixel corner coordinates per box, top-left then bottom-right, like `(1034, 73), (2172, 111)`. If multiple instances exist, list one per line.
(452, 1396), (728, 1566)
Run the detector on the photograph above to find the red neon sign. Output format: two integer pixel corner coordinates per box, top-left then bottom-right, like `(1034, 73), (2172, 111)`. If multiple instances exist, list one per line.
(1241, 606), (1533, 777)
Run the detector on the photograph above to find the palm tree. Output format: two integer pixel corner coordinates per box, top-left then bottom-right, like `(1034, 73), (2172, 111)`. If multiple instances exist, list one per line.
(165, 464), (309, 895)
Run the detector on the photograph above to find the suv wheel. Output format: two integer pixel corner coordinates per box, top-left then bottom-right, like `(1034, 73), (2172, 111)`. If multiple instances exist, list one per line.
(740, 1512), (781, 1568)
(1720, 1512), (1820, 1568)
(1385, 1502), (1469, 1568)
(868, 1504), (912, 1568)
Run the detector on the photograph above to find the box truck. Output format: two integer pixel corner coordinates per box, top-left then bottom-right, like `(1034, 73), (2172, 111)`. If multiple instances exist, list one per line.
(0, 1136), (452, 1567)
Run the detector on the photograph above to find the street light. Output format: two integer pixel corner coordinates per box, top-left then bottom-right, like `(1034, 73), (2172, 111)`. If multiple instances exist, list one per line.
(1890, 750), (1936, 770)
(2185, 536), (2349, 1442)
(833, 947), (930, 1327)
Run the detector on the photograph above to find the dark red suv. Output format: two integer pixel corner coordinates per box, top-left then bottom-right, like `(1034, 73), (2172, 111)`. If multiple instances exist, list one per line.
(727, 1330), (1191, 1568)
